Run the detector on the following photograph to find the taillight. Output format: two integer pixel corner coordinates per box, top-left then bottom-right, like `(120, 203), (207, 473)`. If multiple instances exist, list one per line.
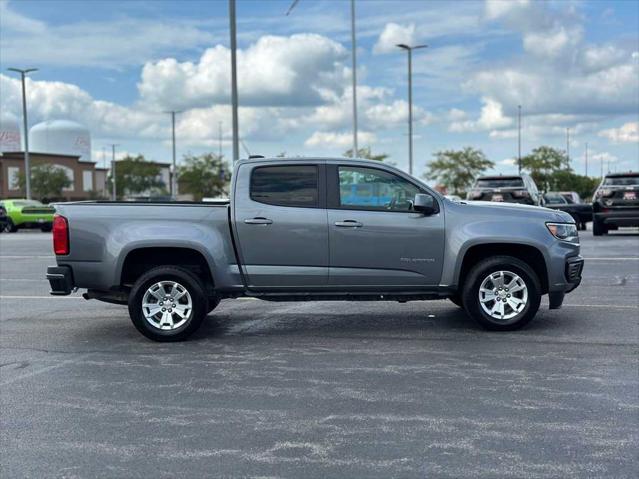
(596, 188), (612, 198)
(53, 215), (69, 255)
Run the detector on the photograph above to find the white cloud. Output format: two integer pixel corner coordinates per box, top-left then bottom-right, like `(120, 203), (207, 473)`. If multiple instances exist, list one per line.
(373, 23), (419, 54)
(484, 0), (531, 21)
(138, 34), (348, 110)
(598, 122), (639, 144)
(449, 97), (512, 132)
(304, 131), (376, 149)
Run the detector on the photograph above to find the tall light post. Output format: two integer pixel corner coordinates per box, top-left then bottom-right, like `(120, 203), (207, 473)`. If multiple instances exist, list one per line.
(396, 43), (427, 175)
(585, 142), (588, 177)
(164, 111), (181, 197)
(110, 144), (119, 201)
(8, 67), (38, 200)
(350, 0), (358, 155)
(229, 0), (240, 163)
(517, 105), (522, 174)
(566, 127), (570, 169)
(287, 0), (359, 155)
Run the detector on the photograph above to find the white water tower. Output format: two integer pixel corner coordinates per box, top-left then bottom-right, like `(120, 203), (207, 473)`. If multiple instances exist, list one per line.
(0, 118), (21, 152)
(29, 119), (91, 161)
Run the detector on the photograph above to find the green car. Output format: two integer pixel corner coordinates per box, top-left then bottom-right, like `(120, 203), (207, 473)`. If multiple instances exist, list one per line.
(1, 199), (56, 232)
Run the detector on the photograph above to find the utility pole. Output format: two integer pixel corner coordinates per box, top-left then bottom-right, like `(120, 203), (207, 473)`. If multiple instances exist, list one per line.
(585, 142), (588, 177)
(164, 111), (181, 198)
(219, 121), (223, 158)
(229, 0), (240, 163)
(396, 43), (427, 175)
(350, 0), (358, 155)
(517, 105), (522, 174)
(8, 67), (38, 199)
(110, 144), (119, 201)
(566, 128), (570, 169)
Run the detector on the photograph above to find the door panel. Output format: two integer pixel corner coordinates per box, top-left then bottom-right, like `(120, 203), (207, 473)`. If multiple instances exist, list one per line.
(328, 209), (444, 286)
(327, 164), (445, 287)
(233, 163), (328, 288)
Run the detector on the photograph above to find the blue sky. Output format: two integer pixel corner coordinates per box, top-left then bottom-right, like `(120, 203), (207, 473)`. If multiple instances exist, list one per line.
(1, 0), (638, 177)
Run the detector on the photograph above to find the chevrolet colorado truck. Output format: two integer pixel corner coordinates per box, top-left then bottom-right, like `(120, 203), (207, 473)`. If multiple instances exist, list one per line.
(47, 157), (583, 341)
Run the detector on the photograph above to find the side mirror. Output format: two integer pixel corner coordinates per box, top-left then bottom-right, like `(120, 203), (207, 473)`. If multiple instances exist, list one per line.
(413, 194), (438, 215)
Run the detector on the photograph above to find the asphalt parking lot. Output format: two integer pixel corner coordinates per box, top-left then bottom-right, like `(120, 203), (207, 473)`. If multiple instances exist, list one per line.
(1, 228), (638, 478)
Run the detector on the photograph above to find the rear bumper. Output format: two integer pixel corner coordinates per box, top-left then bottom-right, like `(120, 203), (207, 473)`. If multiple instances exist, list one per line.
(594, 210), (639, 227)
(47, 265), (74, 295)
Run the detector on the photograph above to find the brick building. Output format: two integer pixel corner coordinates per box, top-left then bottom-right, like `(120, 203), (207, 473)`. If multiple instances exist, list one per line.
(0, 151), (103, 201)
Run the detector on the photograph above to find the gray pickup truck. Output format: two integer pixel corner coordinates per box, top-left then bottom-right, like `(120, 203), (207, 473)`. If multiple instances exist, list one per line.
(47, 157), (583, 341)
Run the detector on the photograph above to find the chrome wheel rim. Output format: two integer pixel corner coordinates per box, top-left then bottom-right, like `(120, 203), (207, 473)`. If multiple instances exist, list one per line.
(142, 281), (192, 331)
(478, 270), (528, 323)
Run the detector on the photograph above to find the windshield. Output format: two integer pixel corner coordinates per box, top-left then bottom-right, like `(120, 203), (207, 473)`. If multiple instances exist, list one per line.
(544, 195), (567, 205)
(603, 175), (639, 186)
(476, 178), (524, 188)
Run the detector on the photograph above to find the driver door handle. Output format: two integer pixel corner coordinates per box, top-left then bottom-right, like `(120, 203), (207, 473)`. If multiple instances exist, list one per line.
(244, 217), (273, 225)
(334, 220), (363, 228)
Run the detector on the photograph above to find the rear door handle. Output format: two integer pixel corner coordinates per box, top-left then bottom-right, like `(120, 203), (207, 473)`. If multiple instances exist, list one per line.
(334, 220), (363, 228)
(244, 217), (273, 225)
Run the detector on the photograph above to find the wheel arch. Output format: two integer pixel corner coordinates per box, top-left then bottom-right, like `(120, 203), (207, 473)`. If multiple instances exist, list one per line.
(455, 242), (549, 294)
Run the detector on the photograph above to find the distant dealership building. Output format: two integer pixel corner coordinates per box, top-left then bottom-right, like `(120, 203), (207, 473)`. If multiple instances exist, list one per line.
(0, 151), (104, 200)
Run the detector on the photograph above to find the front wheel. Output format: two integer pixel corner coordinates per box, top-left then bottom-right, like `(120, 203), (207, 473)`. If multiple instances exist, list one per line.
(128, 266), (208, 341)
(462, 256), (541, 331)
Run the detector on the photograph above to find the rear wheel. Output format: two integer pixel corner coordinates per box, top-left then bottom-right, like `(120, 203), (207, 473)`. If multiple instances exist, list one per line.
(128, 266), (208, 341)
(462, 256), (541, 331)
(592, 217), (607, 236)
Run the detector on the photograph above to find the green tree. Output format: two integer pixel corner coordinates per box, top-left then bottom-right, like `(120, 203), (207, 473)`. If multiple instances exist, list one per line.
(520, 146), (566, 190)
(546, 169), (601, 200)
(343, 146), (389, 162)
(178, 153), (230, 201)
(424, 147), (494, 194)
(17, 163), (71, 201)
(111, 154), (165, 198)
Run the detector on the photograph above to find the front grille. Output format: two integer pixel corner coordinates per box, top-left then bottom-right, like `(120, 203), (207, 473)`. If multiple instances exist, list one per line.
(565, 260), (584, 282)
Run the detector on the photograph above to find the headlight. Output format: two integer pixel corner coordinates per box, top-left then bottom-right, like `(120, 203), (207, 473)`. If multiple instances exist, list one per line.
(546, 222), (578, 240)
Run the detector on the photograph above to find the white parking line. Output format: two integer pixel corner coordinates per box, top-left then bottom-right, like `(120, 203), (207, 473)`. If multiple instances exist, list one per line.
(0, 295), (83, 299)
(0, 255), (54, 259)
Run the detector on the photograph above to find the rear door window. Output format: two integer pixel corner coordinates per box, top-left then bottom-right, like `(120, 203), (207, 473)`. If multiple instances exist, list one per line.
(250, 165), (319, 207)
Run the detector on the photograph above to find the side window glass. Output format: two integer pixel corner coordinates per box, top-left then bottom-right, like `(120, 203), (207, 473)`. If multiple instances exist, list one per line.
(250, 165), (318, 207)
(338, 166), (420, 212)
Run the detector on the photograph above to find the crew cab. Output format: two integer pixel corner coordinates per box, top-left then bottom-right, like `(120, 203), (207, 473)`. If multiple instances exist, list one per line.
(47, 158), (583, 341)
(466, 174), (543, 206)
(592, 172), (639, 236)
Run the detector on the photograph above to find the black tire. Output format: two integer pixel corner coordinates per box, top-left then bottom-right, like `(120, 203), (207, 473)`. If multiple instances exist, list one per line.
(40, 223), (52, 232)
(461, 256), (541, 331)
(128, 266), (208, 342)
(592, 218), (607, 236)
(7, 219), (18, 233)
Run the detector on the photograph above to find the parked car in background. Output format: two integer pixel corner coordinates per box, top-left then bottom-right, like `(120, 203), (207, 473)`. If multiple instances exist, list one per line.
(559, 191), (583, 204)
(466, 174), (543, 206)
(47, 157), (583, 341)
(0, 203), (8, 233)
(543, 192), (592, 230)
(592, 172), (639, 236)
(0, 199), (55, 232)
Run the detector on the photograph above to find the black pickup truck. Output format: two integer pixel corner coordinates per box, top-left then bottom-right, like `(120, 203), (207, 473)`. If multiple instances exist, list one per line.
(543, 192), (592, 231)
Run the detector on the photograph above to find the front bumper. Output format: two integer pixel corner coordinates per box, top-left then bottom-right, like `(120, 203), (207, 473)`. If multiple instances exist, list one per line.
(548, 255), (584, 309)
(47, 265), (74, 295)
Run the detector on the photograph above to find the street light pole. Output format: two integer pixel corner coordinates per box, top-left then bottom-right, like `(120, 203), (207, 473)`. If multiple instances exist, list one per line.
(350, 0), (358, 155)
(396, 44), (427, 176)
(517, 105), (522, 174)
(566, 128), (570, 169)
(110, 144), (119, 201)
(229, 0), (240, 163)
(8, 67), (38, 200)
(585, 142), (588, 177)
(164, 111), (181, 198)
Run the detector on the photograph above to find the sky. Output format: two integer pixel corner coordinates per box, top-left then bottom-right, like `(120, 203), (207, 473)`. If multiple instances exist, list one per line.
(1, 0), (638, 178)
